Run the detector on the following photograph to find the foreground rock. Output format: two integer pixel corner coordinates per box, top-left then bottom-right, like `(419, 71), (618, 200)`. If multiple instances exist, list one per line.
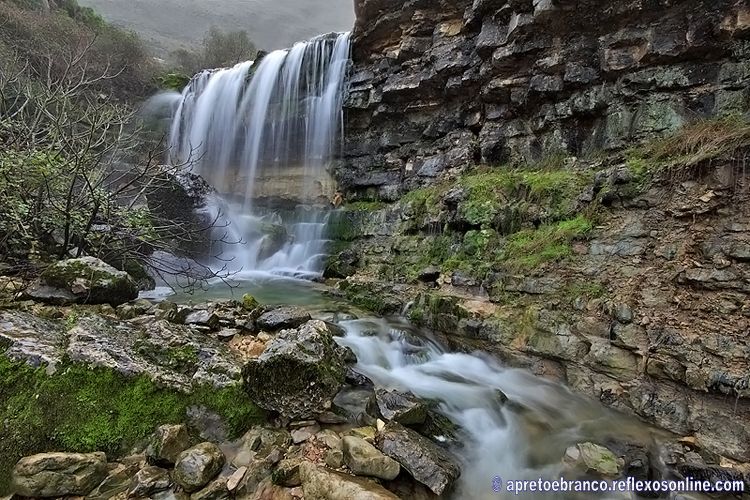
(374, 388), (428, 425)
(25, 257), (139, 306)
(342, 436), (400, 480)
(376, 422), (461, 495)
(564, 442), (623, 478)
(243, 320), (349, 418)
(256, 306), (311, 331)
(173, 442), (225, 492)
(11, 452), (108, 497)
(299, 462), (399, 500)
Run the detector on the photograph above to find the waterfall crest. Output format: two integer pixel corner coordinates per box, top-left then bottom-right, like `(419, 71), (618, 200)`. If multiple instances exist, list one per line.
(168, 32), (351, 279)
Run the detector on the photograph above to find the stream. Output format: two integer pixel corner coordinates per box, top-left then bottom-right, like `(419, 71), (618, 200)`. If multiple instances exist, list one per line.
(152, 276), (694, 500)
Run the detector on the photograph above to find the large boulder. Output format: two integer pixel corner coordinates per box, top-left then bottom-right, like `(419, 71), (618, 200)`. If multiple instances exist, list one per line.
(299, 462), (399, 500)
(26, 257), (139, 306)
(375, 422), (461, 495)
(342, 436), (400, 480)
(11, 452), (108, 497)
(173, 442), (226, 493)
(243, 320), (349, 419)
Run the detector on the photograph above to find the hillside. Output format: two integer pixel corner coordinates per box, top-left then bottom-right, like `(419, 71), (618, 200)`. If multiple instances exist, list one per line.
(77, 0), (355, 55)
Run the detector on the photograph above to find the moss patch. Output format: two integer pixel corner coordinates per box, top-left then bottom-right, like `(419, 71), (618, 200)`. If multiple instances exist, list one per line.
(0, 355), (264, 493)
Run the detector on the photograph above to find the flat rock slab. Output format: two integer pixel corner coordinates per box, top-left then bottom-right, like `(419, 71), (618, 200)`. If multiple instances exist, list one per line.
(12, 452), (108, 497)
(256, 307), (311, 331)
(375, 422), (461, 495)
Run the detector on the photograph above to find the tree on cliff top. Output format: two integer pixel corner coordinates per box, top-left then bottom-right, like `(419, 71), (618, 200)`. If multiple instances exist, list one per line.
(172, 27), (257, 75)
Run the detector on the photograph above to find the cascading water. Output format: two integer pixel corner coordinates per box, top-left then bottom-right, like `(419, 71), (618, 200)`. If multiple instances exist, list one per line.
(168, 32), (351, 279)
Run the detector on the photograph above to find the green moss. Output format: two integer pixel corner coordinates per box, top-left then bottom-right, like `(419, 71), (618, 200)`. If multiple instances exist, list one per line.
(344, 201), (387, 212)
(0, 355), (264, 493)
(564, 281), (607, 301)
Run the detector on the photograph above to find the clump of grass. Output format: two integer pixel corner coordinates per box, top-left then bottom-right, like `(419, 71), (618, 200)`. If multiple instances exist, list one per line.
(501, 215), (593, 269)
(626, 114), (750, 187)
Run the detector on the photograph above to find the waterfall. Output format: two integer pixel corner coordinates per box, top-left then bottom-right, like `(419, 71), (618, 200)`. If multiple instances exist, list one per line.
(168, 32), (351, 280)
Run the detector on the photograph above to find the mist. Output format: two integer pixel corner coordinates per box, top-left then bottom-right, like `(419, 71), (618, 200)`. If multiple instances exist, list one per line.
(78, 0), (355, 55)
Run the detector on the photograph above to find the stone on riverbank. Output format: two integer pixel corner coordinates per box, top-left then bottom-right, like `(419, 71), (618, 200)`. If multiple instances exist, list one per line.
(26, 257), (139, 306)
(342, 436), (400, 480)
(375, 422), (461, 495)
(146, 424), (191, 467)
(11, 452), (108, 497)
(256, 306), (311, 331)
(173, 443), (226, 493)
(299, 462), (399, 500)
(242, 320), (348, 419)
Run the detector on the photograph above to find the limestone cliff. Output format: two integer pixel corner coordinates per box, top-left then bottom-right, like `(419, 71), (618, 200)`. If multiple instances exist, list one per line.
(330, 0), (750, 465)
(339, 0), (749, 199)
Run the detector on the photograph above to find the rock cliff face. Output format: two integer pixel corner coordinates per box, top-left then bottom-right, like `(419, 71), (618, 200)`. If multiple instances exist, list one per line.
(338, 0), (749, 199)
(330, 0), (750, 466)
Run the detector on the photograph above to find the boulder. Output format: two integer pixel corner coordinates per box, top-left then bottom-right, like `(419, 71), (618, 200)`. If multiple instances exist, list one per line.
(146, 424), (191, 467)
(191, 476), (230, 500)
(374, 388), (428, 425)
(128, 465), (172, 497)
(272, 457), (304, 487)
(375, 422), (461, 495)
(256, 307), (311, 331)
(87, 461), (140, 500)
(299, 462), (399, 500)
(26, 257), (138, 306)
(342, 436), (400, 480)
(242, 320), (348, 418)
(173, 442), (226, 493)
(184, 310), (220, 330)
(11, 452), (108, 497)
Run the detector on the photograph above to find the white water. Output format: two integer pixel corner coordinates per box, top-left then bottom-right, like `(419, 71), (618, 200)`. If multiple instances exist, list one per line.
(167, 33), (351, 279)
(338, 317), (663, 500)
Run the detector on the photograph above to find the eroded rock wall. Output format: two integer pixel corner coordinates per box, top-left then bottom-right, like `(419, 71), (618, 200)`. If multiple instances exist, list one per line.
(338, 0), (750, 199)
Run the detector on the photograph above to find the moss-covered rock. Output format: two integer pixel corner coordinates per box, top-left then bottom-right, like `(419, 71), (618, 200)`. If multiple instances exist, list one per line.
(0, 354), (264, 494)
(242, 320), (348, 419)
(27, 257), (139, 306)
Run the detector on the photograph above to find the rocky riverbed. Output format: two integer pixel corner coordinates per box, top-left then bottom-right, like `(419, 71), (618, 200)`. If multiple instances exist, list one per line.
(1, 261), (749, 499)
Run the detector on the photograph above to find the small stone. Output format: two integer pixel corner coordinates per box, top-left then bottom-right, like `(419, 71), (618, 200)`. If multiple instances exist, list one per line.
(128, 466), (171, 498)
(614, 303), (633, 324)
(347, 426), (376, 442)
(190, 476), (229, 500)
(316, 429), (342, 450)
(564, 442), (623, 478)
(291, 423), (320, 444)
(325, 449), (344, 469)
(226, 466), (247, 492)
(300, 462), (399, 500)
(173, 443), (226, 493)
(146, 424), (190, 467)
(376, 419), (386, 432)
(374, 388), (428, 425)
(272, 458), (303, 487)
(343, 436), (400, 480)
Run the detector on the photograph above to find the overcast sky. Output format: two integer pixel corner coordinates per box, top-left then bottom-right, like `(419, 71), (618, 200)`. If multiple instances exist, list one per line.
(79, 0), (355, 55)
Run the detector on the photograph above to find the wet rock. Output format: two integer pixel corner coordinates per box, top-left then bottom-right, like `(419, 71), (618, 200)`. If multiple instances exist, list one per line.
(324, 248), (360, 279)
(25, 257), (138, 306)
(563, 442), (623, 478)
(343, 436), (400, 480)
(146, 424), (191, 467)
(11, 452), (108, 497)
(375, 422), (461, 495)
(128, 465), (172, 497)
(184, 310), (220, 330)
(374, 388), (428, 425)
(325, 448), (345, 469)
(299, 462), (399, 500)
(256, 307), (312, 331)
(291, 422), (321, 444)
(233, 427), (292, 467)
(191, 476), (229, 500)
(272, 457), (304, 487)
(614, 303), (633, 324)
(173, 442), (226, 493)
(332, 386), (377, 425)
(243, 320), (348, 419)
(86, 461), (140, 500)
